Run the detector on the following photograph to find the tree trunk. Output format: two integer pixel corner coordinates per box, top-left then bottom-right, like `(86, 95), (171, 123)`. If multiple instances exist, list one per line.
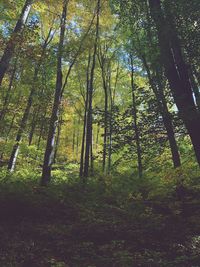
(130, 56), (143, 178)
(156, 69), (181, 167)
(0, 55), (19, 122)
(83, 0), (100, 178)
(41, 0), (69, 186)
(108, 63), (118, 173)
(96, 122), (100, 150)
(102, 80), (108, 173)
(0, 113), (16, 161)
(76, 116), (80, 160)
(188, 66), (200, 110)
(0, 0), (32, 86)
(0, 89), (22, 161)
(53, 115), (62, 164)
(108, 99), (112, 174)
(90, 131), (94, 175)
(149, 0), (200, 166)
(193, 66), (200, 87)
(79, 52), (91, 179)
(7, 25), (52, 172)
(98, 55), (108, 174)
(97, 46), (110, 174)
(37, 109), (47, 151)
(141, 55), (181, 168)
(28, 105), (41, 146)
(72, 118), (76, 154)
(7, 87), (35, 171)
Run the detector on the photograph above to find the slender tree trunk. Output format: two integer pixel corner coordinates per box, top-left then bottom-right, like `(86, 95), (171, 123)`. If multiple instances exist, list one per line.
(102, 72), (108, 173)
(101, 63), (109, 173)
(7, 114), (16, 139)
(83, 77), (93, 177)
(90, 131), (94, 175)
(37, 125), (44, 151)
(0, 0), (32, 86)
(76, 116), (80, 160)
(149, 0), (200, 166)
(108, 101), (112, 174)
(130, 56), (143, 178)
(96, 122), (100, 150)
(7, 27), (52, 172)
(54, 115), (62, 164)
(72, 118), (76, 154)
(29, 119), (37, 146)
(0, 113), (16, 161)
(41, 0), (69, 185)
(108, 123), (112, 173)
(156, 69), (181, 167)
(193, 66), (200, 87)
(83, 0), (100, 178)
(6, 92), (22, 139)
(28, 105), (41, 146)
(142, 55), (181, 167)
(80, 53), (91, 178)
(108, 63), (118, 173)
(37, 109), (47, 151)
(80, 114), (86, 178)
(8, 87), (35, 171)
(188, 66), (200, 110)
(98, 47), (110, 174)
(0, 55), (18, 122)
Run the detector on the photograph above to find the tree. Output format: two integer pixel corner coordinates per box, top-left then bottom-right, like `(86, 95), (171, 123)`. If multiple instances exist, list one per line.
(41, 0), (69, 186)
(80, 51), (91, 179)
(0, 0), (32, 86)
(83, 0), (101, 178)
(141, 54), (181, 168)
(7, 25), (54, 172)
(130, 55), (143, 177)
(148, 0), (200, 166)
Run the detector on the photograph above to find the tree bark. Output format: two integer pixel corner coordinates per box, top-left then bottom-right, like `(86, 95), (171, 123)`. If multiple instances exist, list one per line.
(188, 66), (200, 110)
(96, 122), (100, 150)
(28, 105), (41, 146)
(108, 62), (119, 173)
(130, 55), (143, 178)
(102, 75), (108, 174)
(8, 85), (35, 171)
(83, 0), (100, 178)
(149, 0), (200, 166)
(0, 0), (32, 86)
(7, 25), (53, 172)
(76, 116), (80, 160)
(53, 115), (62, 164)
(0, 55), (19, 122)
(98, 49), (109, 174)
(193, 66), (200, 87)
(41, 0), (69, 186)
(90, 131), (94, 175)
(80, 52), (91, 179)
(141, 55), (181, 168)
(72, 118), (76, 154)
(37, 109), (47, 151)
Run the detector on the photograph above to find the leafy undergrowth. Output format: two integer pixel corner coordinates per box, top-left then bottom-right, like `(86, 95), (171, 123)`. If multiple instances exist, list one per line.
(0, 175), (200, 267)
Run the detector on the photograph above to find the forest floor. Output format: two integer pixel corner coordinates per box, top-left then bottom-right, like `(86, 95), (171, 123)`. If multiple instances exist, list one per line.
(0, 175), (200, 267)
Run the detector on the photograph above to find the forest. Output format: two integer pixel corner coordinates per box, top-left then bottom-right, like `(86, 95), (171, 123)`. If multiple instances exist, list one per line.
(0, 0), (200, 266)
